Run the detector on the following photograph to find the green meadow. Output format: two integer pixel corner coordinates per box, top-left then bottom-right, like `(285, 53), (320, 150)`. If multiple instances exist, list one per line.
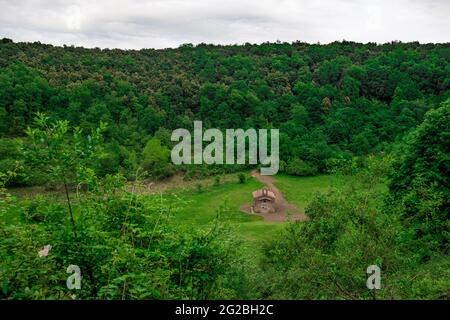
(165, 173), (349, 257)
(4, 173), (346, 265)
(4, 172), (378, 259)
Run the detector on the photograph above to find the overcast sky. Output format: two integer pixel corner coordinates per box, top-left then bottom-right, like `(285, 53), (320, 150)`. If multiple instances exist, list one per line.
(0, 0), (448, 49)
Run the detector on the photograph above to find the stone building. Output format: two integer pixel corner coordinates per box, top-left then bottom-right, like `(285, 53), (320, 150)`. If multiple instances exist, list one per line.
(251, 188), (276, 213)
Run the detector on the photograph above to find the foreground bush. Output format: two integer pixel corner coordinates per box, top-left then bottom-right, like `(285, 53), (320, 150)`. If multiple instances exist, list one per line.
(0, 174), (238, 299)
(0, 116), (239, 300)
(259, 159), (449, 299)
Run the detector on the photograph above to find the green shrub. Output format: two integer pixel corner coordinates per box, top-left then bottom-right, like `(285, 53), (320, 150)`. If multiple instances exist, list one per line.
(285, 159), (318, 176)
(141, 137), (173, 179)
(0, 138), (26, 186)
(0, 173), (238, 299)
(195, 183), (204, 193)
(389, 100), (450, 257)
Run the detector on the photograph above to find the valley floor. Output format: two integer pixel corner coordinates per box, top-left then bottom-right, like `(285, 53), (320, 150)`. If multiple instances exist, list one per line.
(5, 172), (356, 264)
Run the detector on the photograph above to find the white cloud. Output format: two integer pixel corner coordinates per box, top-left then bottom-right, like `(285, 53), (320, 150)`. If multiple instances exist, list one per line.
(0, 0), (448, 49)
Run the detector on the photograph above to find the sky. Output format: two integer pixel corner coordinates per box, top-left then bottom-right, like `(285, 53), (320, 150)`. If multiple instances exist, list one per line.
(0, 0), (448, 50)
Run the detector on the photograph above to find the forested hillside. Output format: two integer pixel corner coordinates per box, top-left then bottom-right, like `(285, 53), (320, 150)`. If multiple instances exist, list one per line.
(0, 39), (448, 300)
(1, 39), (449, 182)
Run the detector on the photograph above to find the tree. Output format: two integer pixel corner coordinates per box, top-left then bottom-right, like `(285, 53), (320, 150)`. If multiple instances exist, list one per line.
(0, 107), (7, 134)
(24, 113), (106, 236)
(285, 158), (318, 176)
(142, 137), (172, 178)
(260, 160), (406, 299)
(389, 99), (450, 256)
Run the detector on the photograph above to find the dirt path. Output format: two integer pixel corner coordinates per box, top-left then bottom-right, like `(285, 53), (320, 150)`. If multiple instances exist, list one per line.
(240, 170), (307, 222)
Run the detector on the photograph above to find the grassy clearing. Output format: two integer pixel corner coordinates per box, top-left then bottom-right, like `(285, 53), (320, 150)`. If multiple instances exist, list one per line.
(273, 174), (348, 211)
(167, 173), (355, 260)
(167, 176), (284, 257)
(4, 172), (356, 260)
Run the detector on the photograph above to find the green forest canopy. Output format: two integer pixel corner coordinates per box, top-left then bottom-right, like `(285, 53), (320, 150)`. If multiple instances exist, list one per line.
(0, 39), (449, 181)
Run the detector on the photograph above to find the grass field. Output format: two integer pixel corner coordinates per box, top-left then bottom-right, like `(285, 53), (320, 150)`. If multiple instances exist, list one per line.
(166, 173), (350, 258)
(273, 174), (349, 209)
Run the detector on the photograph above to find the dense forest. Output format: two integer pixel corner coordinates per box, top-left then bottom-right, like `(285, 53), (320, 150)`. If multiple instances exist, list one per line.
(0, 38), (448, 299)
(1, 39), (449, 180)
